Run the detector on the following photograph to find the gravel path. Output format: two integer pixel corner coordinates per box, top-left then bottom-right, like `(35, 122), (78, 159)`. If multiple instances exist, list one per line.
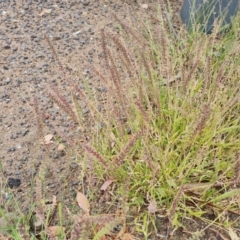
(0, 0), (182, 214)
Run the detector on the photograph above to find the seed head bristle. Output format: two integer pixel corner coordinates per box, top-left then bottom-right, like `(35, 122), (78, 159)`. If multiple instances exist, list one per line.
(45, 34), (74, 88)
(33, 98), (44, 140)
(118, 54), (133, 77)
(107, 49), (127, 116)
(202, 57), (212, 95)
(112, 103), (124, 136)
(224, 93), (239, 112)
(84, 144), (108, 168)
(135, 99), (149, 124)
(113, 14), (144, 46)
(184, 60), (199, 93)
(87, 65), (108, 85)
(107, 32), (131, 66)
(234, 152), (240, 184)
(114, 129), (143, 166)
(143, 146), (154, 171)
(141, 51), (151, 76)
(101, 28), (109, 68)
(192, 103), (211, 138)
(167, 185), (185, 238)
(48, 84), (78, 122)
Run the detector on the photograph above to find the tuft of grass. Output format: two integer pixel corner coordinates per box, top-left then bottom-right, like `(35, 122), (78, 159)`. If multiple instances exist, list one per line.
(79, 10), (239, 238)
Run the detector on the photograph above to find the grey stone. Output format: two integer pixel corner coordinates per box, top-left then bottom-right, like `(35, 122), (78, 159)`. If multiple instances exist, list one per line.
(82, 0), (90, 6)
(7, 177), (21, 188)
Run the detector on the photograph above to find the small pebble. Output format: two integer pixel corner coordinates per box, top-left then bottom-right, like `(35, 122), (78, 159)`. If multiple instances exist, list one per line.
(8, 147), (16, 152)
(82, 0), (90, 6)
(22, 129), (29, 136)
(7, 178), (21, 188)
(5, 78), (11, 84)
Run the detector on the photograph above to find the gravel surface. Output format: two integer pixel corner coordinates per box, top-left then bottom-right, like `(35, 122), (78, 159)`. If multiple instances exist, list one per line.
(0, 0), (182, 229)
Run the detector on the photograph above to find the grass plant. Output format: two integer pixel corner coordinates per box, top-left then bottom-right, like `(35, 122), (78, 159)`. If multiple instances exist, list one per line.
(0, 6), (240, 240)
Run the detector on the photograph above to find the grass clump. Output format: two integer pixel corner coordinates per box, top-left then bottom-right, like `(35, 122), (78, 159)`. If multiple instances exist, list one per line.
(77, 13), (240, 238)
(1, 7), (240, 240)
